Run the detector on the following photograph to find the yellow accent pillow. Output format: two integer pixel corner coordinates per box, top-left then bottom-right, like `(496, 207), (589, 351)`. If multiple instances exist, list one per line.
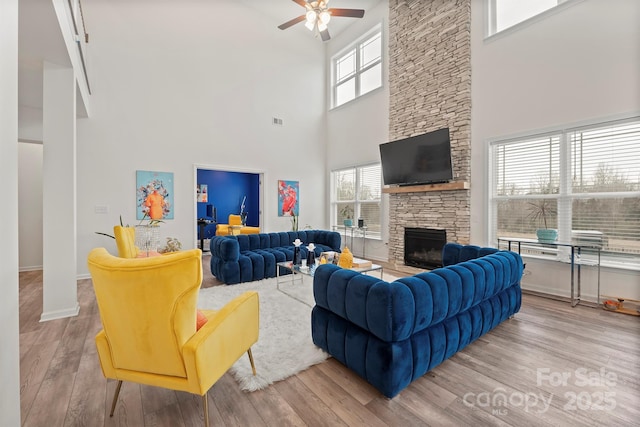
(338, 247), (353, 268)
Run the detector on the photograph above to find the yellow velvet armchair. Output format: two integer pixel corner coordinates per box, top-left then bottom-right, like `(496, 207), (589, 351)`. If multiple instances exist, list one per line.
(87, 247), (259, 426)
(215, 214), (260, 236)
(113, 225), (163, 258)
(113, 225), (139, 258)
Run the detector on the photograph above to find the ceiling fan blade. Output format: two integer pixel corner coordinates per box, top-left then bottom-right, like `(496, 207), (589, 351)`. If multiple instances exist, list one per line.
(329, 8), (365, 18)
(292, 0), (308, 7)
(278, 15), (306, 30)
(320, 28), (331, 42)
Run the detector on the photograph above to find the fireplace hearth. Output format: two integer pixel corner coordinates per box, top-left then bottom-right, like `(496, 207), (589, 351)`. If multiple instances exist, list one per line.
(404, 228), (447, 269)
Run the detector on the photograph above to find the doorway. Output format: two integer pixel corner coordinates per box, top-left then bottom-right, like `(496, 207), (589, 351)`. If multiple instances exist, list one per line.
(195, 166), (263, 250)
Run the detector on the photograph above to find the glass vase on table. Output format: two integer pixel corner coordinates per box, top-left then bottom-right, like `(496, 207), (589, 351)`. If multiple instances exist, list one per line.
(135, 225), (160, 257)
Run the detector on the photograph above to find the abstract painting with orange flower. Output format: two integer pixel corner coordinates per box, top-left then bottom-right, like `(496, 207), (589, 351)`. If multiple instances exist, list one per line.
(136, 170), (174, 220)
(278, 180), (299, 217)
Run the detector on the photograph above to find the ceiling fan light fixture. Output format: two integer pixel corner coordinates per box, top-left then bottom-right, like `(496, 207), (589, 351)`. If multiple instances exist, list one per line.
(278, 0), (365, 42)
(305, 20), (315, 31)
(305, 10), (317, 23)
(319, 10), (331, 25)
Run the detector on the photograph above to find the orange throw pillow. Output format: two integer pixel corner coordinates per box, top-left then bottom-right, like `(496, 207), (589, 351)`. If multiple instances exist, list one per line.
(196, 310), (208, 330)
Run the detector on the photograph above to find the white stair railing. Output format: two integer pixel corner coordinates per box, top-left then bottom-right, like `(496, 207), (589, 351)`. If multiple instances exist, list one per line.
(52, 0), (91, 115)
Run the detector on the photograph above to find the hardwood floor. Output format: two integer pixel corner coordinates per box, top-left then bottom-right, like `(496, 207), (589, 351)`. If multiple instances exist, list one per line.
(19, 258), (639, 426)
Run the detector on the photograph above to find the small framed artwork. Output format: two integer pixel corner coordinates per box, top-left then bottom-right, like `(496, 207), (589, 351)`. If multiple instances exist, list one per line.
(136, 170), (174, 220)
(197, 184), (208, 202)
(278, 180), (299, 217)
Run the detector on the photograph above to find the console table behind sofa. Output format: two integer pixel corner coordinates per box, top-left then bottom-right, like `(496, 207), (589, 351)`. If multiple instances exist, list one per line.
(210, 230), (341, 285)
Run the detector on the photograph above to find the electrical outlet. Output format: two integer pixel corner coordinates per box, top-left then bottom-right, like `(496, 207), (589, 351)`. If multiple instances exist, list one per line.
(94, 205), (109, 214)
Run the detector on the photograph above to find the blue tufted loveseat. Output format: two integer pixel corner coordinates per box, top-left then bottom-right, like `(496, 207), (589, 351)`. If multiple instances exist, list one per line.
(311, 243), (523, 398)
(210, 230), (341, 285)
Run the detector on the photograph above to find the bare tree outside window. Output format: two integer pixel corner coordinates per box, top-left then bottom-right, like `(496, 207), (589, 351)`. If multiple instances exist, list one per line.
(491, 118), (640, 264)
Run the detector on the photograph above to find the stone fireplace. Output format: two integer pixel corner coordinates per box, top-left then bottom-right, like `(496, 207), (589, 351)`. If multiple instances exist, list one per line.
(404, 227), (447, 269)
(387, 0), (472, 267)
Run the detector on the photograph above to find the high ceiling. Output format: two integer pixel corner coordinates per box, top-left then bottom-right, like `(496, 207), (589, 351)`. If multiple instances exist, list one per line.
(240, 0), (383, 40)
(18, 0), (384, 111)
(18, 0), (69, 110)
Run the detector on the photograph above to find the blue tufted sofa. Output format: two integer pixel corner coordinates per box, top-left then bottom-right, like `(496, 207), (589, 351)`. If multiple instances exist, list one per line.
(210, 230), (341, 285)
(311, 243), (523, 398)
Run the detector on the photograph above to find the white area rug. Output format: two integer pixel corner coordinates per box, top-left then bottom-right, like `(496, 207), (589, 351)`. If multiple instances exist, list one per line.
(197, 276), (327, 392)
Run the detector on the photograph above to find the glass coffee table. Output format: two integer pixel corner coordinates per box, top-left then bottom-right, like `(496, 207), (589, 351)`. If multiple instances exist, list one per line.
(275, 261), (383, 307)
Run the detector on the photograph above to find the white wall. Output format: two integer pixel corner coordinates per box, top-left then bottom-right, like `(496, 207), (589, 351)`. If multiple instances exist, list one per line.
(18, 105), (43, 142)
(0, 0), (22, 423)
(75, 0), (328, 276)
(19, 0), (638, 297)
(326, 1), (390, 261)
(471, 0), (640, 300)
(18, 142), (43, 270)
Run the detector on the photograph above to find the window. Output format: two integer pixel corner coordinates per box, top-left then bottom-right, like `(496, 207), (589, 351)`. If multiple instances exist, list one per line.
(331, 25), (382, 108)
(487, 0), (571, 36)
(332, 164), (382, 236)
(489, 117), (640, 266)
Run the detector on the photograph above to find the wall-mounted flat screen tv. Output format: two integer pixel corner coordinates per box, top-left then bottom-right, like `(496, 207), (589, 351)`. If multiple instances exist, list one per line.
(379, 128), (453, 186)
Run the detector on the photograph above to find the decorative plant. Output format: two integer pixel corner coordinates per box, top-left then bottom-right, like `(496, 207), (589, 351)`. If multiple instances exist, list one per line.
(339, 205), (354, 220)
(95, 214), (163, 240)
(339, 205), (355, 227)
(95, 215), (125, 239)
(160, 237), (182, 253)
(138, 214), (164, 227)
(240, 196), (247, 225)
(527, 199), (557, 229)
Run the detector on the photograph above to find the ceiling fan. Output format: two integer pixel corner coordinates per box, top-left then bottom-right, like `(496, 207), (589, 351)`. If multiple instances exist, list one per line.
(278, 0), (365, 42)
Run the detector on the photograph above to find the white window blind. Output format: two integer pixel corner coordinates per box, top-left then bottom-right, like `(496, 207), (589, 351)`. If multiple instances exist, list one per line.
(333, 164), (382, 235)
(570, 122), (640, 193)
(490, 117), (640, 265)
(495, 135), (560, 196)
(569, 121), (640, 257)
(493, 134), (560, 237)
(358, 165), (382, 233)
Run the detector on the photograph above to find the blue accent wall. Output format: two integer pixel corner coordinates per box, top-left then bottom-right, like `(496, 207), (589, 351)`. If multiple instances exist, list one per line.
(196, 169), (260, 227)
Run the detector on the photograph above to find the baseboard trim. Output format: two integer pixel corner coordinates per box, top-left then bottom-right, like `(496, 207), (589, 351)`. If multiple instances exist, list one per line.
(521, 289), (599, 308)
(19, 265), (43, 272)
(40, 303), (80, 322)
